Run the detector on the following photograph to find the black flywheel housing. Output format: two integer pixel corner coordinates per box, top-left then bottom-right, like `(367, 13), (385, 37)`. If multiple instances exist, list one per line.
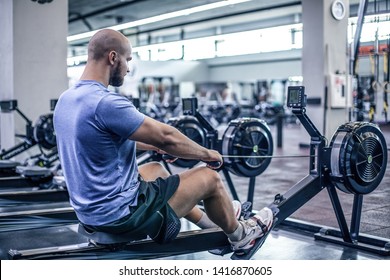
(221, 118), (273, 177)
(166, 116), (208, 168)
(33, 113), (57, 150)
(329, 122), (387, 194)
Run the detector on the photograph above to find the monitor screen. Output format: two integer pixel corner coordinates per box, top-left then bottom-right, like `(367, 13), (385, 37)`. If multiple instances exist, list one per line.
(288, 89), (300, 104)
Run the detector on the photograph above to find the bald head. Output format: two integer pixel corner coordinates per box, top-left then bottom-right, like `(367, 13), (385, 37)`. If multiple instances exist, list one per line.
(88, 29), (130, 61)
(81, 29), (132, 87)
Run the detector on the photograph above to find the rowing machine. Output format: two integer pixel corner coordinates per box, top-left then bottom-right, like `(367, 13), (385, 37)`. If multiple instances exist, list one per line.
(266, 86), (389, 255)
(209, 85), (389, 259)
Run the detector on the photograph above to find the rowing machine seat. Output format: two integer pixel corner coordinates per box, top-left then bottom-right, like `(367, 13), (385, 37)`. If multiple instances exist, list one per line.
(78, 223), (148, 246)
(77, 206), (181, 247)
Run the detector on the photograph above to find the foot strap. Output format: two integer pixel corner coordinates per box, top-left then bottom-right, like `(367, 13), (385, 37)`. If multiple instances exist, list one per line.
(256, 219), (268, 235)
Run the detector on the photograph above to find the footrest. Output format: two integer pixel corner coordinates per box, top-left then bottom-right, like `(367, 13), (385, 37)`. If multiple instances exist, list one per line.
(209, 246), (233, 256)
(16, 165), (52, 178)
(231, 218), (277, 260)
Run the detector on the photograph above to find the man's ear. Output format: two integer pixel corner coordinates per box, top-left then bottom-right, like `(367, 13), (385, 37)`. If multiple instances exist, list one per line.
(109, 51), (116, 65)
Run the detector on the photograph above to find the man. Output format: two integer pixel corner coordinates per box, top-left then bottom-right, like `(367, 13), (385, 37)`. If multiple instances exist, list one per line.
(54, 29), (273, 256)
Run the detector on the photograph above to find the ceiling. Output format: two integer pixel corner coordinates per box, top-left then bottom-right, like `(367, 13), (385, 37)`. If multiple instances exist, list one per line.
(67, 0), (385, 55)
(68, 0), (302, 43)
(68, 0), (299, 34)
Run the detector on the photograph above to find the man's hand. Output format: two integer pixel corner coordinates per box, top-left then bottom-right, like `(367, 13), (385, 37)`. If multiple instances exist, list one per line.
(161, 153), (178, 163)
(201, 149), (223, 169)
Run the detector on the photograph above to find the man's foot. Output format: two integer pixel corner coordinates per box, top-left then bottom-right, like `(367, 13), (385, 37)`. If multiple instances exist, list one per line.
(229, 207), (273, 256)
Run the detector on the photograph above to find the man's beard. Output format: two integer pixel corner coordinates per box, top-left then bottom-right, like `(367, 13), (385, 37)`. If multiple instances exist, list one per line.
(109, 63), (124, 87)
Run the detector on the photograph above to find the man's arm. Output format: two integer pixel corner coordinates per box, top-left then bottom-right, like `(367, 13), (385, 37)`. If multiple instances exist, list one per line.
(129, 116), (222, 163)
(136, 142), (160, 152)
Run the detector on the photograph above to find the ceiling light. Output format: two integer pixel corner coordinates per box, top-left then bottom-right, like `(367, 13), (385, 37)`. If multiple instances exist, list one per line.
(67, 0), (252, 42)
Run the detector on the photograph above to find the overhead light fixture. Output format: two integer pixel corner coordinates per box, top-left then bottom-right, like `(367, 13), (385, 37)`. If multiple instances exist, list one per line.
(67, 0), (252, 42)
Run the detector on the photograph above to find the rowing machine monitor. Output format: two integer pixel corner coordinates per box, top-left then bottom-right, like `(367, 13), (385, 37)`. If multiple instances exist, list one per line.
(287, 86), (306, 109)
(0, 100), (18, 112)
(182, 97), (198, 116)
(50, 99), (58, 111)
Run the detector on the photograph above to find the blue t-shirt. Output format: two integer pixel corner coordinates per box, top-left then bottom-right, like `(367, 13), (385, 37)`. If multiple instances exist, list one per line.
(54, 80), (145, 226)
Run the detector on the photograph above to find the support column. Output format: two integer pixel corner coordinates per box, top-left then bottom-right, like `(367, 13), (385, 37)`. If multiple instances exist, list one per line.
(0, 0), (68, 151)
(302, 0), (349, 140)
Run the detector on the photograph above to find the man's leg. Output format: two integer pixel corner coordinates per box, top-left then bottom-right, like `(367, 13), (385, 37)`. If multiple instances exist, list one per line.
(138, 162), (209, 225)
(167, 166), (238, 234)
(138, 161), (170, 181)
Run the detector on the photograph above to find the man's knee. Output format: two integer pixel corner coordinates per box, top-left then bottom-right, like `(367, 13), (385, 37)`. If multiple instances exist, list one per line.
(148, 161), (165, 171)
(140, 161), (169, 180)
(199, 166), (224, 191)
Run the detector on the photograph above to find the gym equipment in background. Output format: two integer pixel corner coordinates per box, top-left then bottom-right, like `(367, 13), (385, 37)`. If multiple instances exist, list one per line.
(0, 100), (65, 208)
(0, 100), (57, 166)
(0, 100), (59, 190)
(1, 100), (39, 160)
(164, 97), (273, 204)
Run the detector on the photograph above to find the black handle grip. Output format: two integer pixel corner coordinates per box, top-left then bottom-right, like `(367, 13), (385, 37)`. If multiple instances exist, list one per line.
(163, 154), (221, 169)
(202, 160), (222, 169)
(162, 154), (177, 161)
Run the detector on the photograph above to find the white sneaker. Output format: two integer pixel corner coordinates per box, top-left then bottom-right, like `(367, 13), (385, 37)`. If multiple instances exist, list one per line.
(229, 207), (273, 255)
(232, 200), (242, 220)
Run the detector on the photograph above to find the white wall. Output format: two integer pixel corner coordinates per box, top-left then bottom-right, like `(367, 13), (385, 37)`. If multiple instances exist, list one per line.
(13, 0), (68, 130)
(0, 0), (15, 149)
(205, 49), (302, 82)
(69, 58), (210, 98)
(138, 60), (209, 82)
(0, 0), (68, 152)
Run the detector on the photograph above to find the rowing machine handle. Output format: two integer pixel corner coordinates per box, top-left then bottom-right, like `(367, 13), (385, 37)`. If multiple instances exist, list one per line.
(203, 160), (222, 169)
(162, 154), (177, 161)
(162, 154), (221, 169)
